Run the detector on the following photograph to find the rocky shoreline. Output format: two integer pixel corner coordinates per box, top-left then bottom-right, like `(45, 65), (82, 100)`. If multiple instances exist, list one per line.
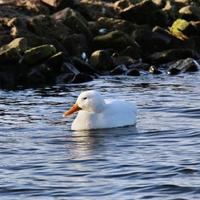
(0, 0), (200, 89)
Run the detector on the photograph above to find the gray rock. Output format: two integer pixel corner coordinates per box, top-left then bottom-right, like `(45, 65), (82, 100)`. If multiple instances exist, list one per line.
(52, 7), (92, 38)
(90, 50), (114, 71)
(71, 73), (93, 83)
(110, 64), (127, 75)
(22, 44), (57, 65)
(148, 48), (195, 64)
(126, 68), (140, 76)
(120, 0), (167, 26)
(168, 58), (199, 75)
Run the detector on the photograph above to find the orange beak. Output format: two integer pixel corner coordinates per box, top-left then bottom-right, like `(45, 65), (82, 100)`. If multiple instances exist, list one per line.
(63, 104), (81, 117)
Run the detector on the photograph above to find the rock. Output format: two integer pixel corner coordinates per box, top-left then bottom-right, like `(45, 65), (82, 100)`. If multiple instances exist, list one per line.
(44, 63), (61, 78)
(22, 44), (57, 65)
(4, 17), (50, 48)
(78, 0), (117, 20)
(112, 55), (135, 67)
(28, 15), (71, 46)
(162, 0), (185, 21)
(110, 64), (127, 75)
(27, 67), (47, 86)
(90, 50), (114, 71)
(63, 33), (89, 57)
(170, 19), (193, 40)
(4, 37), (27, 53)
(0, 0), (49, 15)
(133, 25), (170, 55)
(72, 57), (97, 75)
(190, 21), (200, 34)
(114, 0), (132, 10)
(152, 26), (186, 49)
(0, 34), (12, 47)
(168, 58), (199, 75)
(17, 0), (49, 14)
(94, 17), (136, 35)
(0, 37), (27, 64)
(148, 48), (195, 64)
(120, 0), (167, 27)
(45, 52), (63, 68)
(120, 45), (141, 59)
(71, 73), (93, 83)
(179, 5), (200, 21)
(93, 30), (137, 51)
(41, 0), (63, 7)
(149, 65), (162, 74)
(52, 8), (92, 39)
(127, 60), (150, 71)
(0, 72), (16, 89)
(126, 68), (140, 76)
(168, 67), (180, 75)
(133, 25), (191, 56)
(61, 62), (79, 74)
(56, 73), (74, 84)
(42, 0), (79, 9)
(152, 0), (166, 8)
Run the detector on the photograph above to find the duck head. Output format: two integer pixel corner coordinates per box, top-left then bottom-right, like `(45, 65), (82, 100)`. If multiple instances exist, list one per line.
(63, 90), (105, 117)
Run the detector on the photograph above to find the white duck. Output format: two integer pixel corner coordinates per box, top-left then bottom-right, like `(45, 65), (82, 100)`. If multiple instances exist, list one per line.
(63, 90), (137, 130)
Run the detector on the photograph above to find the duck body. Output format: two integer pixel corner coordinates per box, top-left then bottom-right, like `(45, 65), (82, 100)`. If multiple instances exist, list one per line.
(63, 90), (137, 131)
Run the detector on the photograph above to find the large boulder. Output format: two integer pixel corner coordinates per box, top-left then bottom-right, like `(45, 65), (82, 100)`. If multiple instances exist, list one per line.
(0, 72), (16, 89)
(120, 0), (167, 27)
(0, 37), (27, 64)
(70, 73), (94, 83)
(77, 0), (117, 20)
(90, 49), (114, 71)
(52, 8), (92, 39)
(168, 58), (199, 75)
(72, 57), (97, 75)
(93, 17), (136, 35)
(3, 17), (49, 48)
(27, 15), (71, 49)
(179, 5), (200, 21)
(148, 48), (195, 64)
(63, 33), (89, 57)
(93, 30), (139, 51)
(132, 25), (168, 55)
(22, 44), (57, 65)
(152, 26), (188, 49)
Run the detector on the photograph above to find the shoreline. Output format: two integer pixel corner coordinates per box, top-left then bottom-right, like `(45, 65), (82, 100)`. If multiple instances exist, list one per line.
(0, 0), (200, 89)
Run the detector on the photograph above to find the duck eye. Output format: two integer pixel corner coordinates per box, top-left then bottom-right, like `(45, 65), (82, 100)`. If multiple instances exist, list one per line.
(83, 97), (87, 100)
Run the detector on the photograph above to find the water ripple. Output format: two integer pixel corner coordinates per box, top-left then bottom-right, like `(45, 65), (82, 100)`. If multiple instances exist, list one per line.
(0, 73), (200, 199)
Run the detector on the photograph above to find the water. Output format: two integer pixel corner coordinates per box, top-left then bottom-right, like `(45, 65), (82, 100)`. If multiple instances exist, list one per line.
(0, 73), (200, 200)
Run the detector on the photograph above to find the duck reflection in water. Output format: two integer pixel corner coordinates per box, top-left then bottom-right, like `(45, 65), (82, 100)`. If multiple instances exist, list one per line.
(68, 126), (138, 158)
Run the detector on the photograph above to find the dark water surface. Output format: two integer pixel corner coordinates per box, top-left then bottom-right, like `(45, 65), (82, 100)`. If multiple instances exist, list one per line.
(0, 73), (200, 200)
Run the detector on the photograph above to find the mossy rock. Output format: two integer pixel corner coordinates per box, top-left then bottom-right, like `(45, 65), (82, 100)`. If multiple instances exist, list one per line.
(22, 44), (57, 65)
(170, 19), (192, 40)
(3, 37), (28, 53)
(93, 30), (137, 50)
(90, 50), (114, 71)
(0, 37), (27, 64)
